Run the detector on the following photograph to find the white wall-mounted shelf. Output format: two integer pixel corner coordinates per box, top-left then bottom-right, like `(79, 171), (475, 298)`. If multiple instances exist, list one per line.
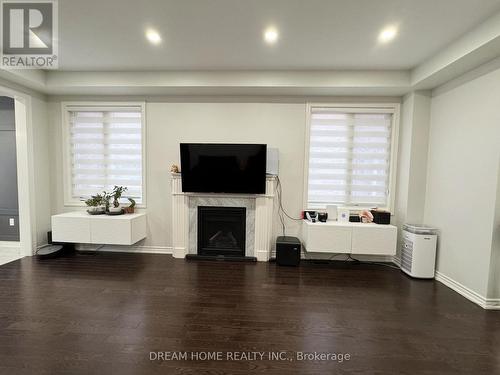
(51, 211), (147, 245)
(301, 220), (397, 255)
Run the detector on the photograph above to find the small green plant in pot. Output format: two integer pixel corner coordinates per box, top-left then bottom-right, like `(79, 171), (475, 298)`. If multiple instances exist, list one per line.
(85, 193), (106, 215)
(102, 191), (111, 211)
(124, 198), (136, 214)
(108, 186), (128, 213)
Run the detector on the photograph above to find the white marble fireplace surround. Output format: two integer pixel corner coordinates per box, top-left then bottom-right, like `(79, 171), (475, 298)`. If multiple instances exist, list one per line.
(189, 197), (255, 257)
(171, 173), (276, 261)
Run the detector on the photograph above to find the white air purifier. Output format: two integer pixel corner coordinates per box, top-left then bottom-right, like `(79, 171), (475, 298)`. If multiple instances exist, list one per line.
(401, 224), (438, 279)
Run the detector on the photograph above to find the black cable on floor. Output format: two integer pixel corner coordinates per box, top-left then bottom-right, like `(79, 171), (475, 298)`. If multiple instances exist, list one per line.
(346, 254), (400, 270)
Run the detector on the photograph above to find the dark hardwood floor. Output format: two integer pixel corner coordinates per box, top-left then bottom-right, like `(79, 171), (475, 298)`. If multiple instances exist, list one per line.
(0, 252), (499, 375)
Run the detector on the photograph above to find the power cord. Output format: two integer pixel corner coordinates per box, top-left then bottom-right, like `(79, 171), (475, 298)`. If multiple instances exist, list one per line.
(276, 176), (303, 221)
(275, 175), (302, 236)
(346, 254), (400, 270)
(329, 253), (348, 261)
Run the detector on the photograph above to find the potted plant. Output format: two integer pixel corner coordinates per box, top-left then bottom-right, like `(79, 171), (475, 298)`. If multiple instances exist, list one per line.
(124, 198), (136, 214)
(84, 193), (106, 215)
(102, 190), (111, 211)
(108, 186), (128, 214)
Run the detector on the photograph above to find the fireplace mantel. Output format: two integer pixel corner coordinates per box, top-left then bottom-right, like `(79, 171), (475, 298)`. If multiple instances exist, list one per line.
(171, 173), (276, 261)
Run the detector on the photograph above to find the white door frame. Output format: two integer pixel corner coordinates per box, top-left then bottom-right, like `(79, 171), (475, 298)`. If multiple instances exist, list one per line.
(0, 85), (37, 257)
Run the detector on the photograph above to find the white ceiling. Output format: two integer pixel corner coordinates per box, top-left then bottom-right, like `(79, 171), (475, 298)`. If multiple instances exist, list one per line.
(58, 0), (500, 71)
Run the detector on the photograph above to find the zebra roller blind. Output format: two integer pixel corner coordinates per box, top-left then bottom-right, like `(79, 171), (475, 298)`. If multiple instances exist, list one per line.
(307, 107), (394, 208)
(67, 106), (144, 203)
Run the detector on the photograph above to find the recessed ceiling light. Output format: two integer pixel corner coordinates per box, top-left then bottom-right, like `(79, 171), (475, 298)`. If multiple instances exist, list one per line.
(146, 29), (161, 45)
(378, 25), (398, 43)
(264, 27), (279, 44)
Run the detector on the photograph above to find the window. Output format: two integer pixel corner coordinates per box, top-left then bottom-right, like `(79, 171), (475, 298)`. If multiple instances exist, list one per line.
(306, 104), (399, 210)
(63, 103), (146, 206)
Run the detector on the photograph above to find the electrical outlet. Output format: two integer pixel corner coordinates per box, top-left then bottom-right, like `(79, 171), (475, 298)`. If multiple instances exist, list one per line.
(9, 218), (15, 226)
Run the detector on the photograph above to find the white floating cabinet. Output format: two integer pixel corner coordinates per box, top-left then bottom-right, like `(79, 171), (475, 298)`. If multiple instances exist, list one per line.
(302, 220), (397, 256)
(301, 222), (352, 253)
(51, 214), (92, 243)
(51, 211), (147, 245)
(351, 225), (397, 255)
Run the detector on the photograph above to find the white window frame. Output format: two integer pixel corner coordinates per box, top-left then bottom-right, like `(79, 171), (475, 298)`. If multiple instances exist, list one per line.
(61, 102), (147, 208)
(303, 102), (400, 212)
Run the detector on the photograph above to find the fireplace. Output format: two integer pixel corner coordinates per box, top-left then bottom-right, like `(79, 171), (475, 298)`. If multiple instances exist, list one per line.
(172, 174), (276, 261)
(197, 206), (246, 257)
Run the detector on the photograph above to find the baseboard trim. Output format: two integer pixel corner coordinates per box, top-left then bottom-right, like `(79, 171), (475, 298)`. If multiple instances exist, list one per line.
(255, 250), (270, 262)
(186, 254), (257, 262)
(302, 252), (397, 263)
(172, 246), (186, 258)
(350, 254), (396, 263)
(99, 245), (173, 255)
(0, 241), (21, 249)
(484, 298), (500, 310)
(435, 271), (500, 310)
(392, 256), (401, 267)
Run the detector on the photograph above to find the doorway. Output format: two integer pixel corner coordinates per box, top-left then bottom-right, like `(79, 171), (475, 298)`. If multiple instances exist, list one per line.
(0, 96), (20, 265)
(0, 86), (35, 264)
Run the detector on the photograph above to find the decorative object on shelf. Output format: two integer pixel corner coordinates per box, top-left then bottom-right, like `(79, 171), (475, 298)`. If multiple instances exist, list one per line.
(326, 205), (338, 221)
(84, 193), (106, 215)
(83, 186), (131, 215)
(124, 198), (136, 214)
(304, 211), (318, 222)
(349, 214), (361, 222)
(170, 164), (180, 173)
(359, 209), (374, 223)
(108, 186), (128, 214)
(370, 209), (391, 225)
(103, 191), (112, 211)
(317, 212), (328, 222)
(87, 209), (104, 216)
(338, 207), (350, 223)
(106, 209), (125, 216)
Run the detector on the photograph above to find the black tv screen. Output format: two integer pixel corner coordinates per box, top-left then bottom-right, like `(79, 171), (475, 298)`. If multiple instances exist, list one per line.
(180, 143), (267, 194)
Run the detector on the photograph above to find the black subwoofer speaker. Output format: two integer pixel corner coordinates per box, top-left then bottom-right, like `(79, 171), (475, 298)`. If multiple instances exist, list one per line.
(276, 236), (301, 266)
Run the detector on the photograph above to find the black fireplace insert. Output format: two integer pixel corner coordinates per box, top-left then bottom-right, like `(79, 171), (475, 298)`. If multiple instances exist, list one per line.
(197, 206), (246, 257)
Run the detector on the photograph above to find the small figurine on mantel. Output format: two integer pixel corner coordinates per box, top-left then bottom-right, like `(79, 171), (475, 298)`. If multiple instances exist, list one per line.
(170, 164), (180, 173)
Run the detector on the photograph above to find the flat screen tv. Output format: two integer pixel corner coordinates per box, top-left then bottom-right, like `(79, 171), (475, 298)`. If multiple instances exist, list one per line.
(180, 143), (267, 194)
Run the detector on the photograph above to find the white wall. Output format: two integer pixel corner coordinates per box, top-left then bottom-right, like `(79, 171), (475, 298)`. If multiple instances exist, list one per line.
(146, 102), (307, 249)
(49, 97), (405, 255)
(49, 101), (308, 250)
(31, 97), (52, 246)
(394, 94), (413, 230)
(394, 91), (431, 258)
(487, 160), (500, 299)
(426, 67), (500, 298)
(406, 93), (431, 223)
